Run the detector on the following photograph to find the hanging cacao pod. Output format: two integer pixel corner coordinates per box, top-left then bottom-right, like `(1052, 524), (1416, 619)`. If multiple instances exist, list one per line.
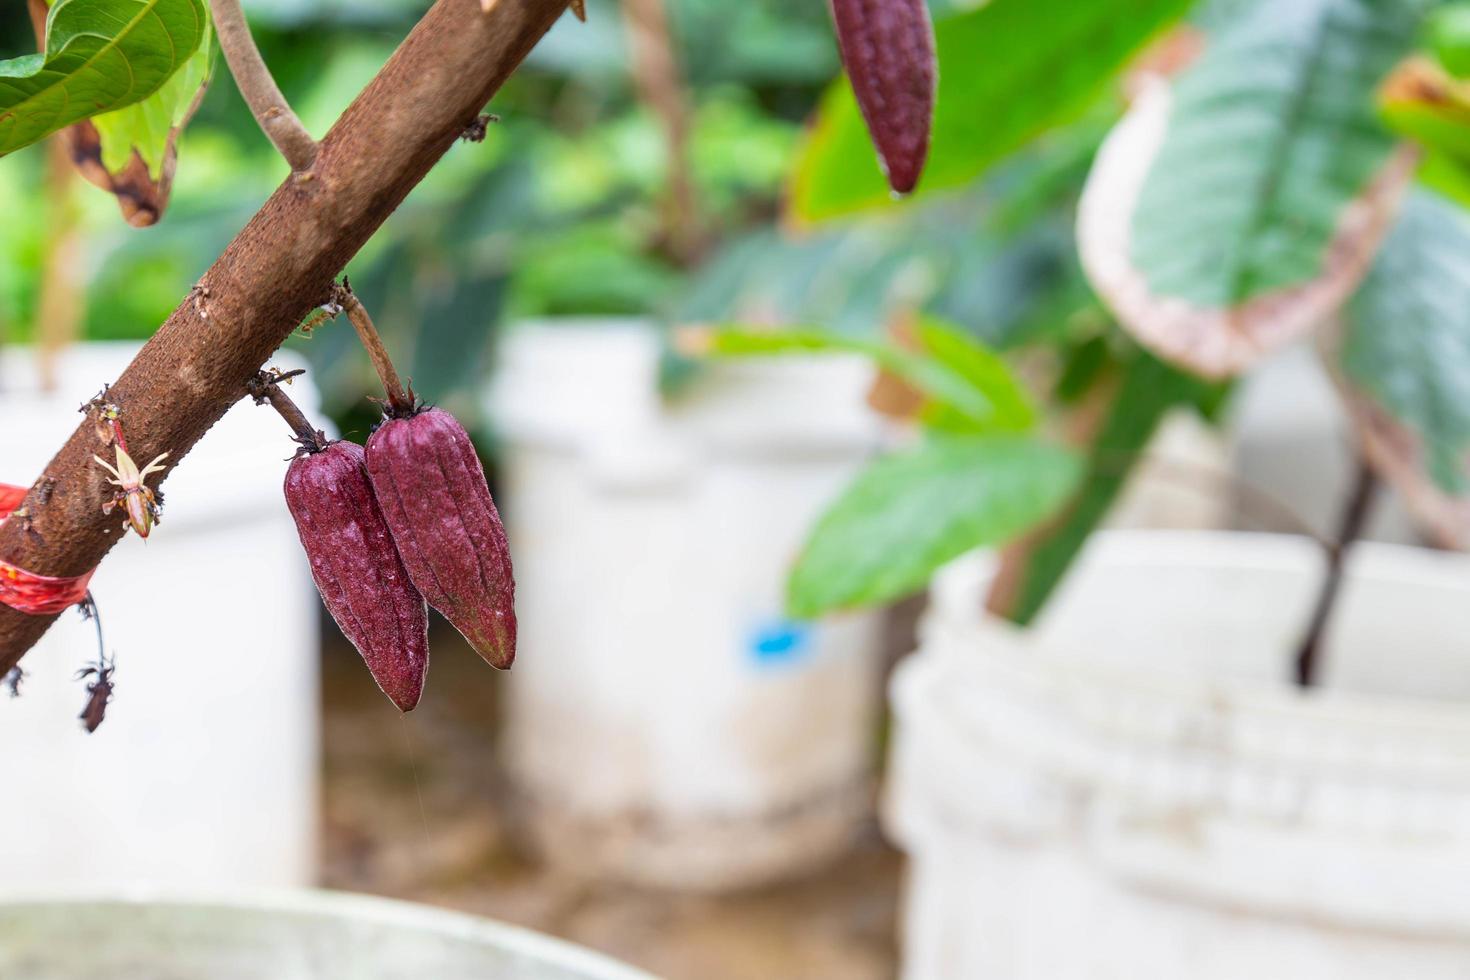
(365, 408), (517, 670)
(828, 0), (937, 194)
(285, 441), (430, 711)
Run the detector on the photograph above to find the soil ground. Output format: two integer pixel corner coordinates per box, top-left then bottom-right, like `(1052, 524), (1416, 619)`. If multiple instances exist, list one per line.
(319, 624), (903, 980)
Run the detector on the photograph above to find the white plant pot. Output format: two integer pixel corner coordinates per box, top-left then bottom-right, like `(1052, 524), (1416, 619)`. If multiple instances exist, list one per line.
(0, 343), (321, 890)
(887, 530), (1470, 980)
(487, 320), (887, 891)
(0, 890), (651, 979)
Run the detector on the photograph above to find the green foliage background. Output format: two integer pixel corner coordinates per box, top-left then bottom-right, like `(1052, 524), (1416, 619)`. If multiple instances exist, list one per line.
(0, 0), (837, 435)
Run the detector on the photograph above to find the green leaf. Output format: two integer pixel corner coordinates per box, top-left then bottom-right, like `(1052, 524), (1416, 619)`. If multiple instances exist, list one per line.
(0, 0), (209, 157)
(1129, 0), (1415, 306)
(1380, 56), (1470, 164)
(996, 348), (1224, 625)
(787, 435), (1084, 617)
(89, 10), (212, 179)
(1419, 148), (1470, 207)
(1080, 0), (1421, 377)
(789, 0), (1195, 223)
(1339, 188), (1470, 510)
(911, 317), (1036, 432)
(702, 321), (1035, 433)
(1428, 2), (1470, 77)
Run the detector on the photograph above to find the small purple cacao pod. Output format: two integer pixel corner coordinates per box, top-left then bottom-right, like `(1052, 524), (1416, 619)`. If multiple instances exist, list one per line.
(285, 441), (429, 711)
(365, 408), (517, 670)
(828, 0), (936, 195)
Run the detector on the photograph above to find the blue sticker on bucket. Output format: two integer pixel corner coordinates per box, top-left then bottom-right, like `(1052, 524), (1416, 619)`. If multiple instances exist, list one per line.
(747, 619), (814, 669)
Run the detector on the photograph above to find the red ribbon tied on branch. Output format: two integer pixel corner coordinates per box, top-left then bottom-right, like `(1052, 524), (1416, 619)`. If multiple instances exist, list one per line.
(0, 482), (94, 615)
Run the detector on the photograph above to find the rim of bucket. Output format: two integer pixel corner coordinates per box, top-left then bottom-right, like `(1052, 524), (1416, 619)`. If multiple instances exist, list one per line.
(921, 529), (1470, 737)
(0, 888), (658, 980)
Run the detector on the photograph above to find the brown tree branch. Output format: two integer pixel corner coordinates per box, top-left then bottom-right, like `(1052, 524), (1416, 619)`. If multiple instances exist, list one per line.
(0, 0), (572, 671)
(210, 0), (320, 171)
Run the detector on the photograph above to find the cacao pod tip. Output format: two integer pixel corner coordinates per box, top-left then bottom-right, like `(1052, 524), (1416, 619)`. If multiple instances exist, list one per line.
(828, 0), (935, 203)
(886, 166), (921, 197)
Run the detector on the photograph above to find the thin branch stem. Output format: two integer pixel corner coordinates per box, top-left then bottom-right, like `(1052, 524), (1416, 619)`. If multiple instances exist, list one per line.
(247, 370), (327, 451)
(336, 282), (415, 416)
(1292, 457), (1378, 689)
(210, 0), (319, 172)
(620, 0), (701, 264)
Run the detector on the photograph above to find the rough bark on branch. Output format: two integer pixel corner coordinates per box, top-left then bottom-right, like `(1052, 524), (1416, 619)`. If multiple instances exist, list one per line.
(0, 0), (571, 671)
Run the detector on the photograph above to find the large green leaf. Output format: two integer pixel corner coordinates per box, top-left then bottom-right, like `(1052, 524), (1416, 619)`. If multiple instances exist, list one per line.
(1080, 0), (1423, 377)
(0, 0), (208, 157)
(787, 435), (1083, 617)
(57, 4), (213, 226)
(1336, 188), (1470, 545)
(89, 10), (212, 179)
(789, 0), (1195, 223)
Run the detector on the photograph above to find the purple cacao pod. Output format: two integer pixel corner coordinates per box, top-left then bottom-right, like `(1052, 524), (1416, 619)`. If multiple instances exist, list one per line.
(829, 0), (936, 195)
(285, 441), (429, 711)
(365, 408), (517, 670)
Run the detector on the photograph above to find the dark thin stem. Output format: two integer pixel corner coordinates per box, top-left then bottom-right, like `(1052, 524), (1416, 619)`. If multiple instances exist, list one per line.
(248, 370), (327, 451)
(1292, 458), (1378, 689)
(336, 283), (414, 416)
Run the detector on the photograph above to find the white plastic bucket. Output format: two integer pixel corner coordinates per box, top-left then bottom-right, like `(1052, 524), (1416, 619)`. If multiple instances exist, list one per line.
(887, 530), (1470, 979)
(0, 890), (653, 979)
(487, 320), (887, 890)
(0, 343), (321, 890)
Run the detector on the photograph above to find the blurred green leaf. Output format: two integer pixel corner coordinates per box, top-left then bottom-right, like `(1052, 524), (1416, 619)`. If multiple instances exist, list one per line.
(705, 318), (1036, 432)
(0, 0), (208, 155)
(912, 317), (1036, 432)
(673, 0), (839, 87)
(789, 0), (1194, 222)
(1126, 0), (1417, 309)
(509, 222), (679, 317)
(1339, 188), (1470, 496)
(787, 435), (1084, 617)
(408, 271), (508, 420)
(1419, 148), (1470, 206)
(1380, 56), (1470, 164)
(1428, 2), (1470, 77)
(240, 0), (423, 28)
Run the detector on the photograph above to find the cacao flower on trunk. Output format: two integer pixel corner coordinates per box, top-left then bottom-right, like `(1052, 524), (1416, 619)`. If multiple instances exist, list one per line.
(828, 0), (937, 195)
(366, 408), (517, 670)
(285, 441), (430, 712)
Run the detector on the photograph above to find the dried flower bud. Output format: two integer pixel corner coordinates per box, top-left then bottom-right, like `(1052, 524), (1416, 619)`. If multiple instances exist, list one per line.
(285, 441), (429, 711)
(366, 408), (517, 670)
(829, 0), (937, 194)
